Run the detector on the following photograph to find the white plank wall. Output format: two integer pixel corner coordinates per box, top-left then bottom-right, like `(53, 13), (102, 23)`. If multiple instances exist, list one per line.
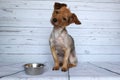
(0, 0), (120, 62)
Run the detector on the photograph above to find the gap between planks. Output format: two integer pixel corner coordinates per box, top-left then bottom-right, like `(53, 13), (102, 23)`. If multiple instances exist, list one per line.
(89, 62), (120, 76)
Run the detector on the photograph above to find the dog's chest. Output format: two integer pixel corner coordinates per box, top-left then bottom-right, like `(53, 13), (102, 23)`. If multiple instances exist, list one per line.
(53, 32), (65, 48)
(51, 29), (67, 51)
(54, 36), (64, 47)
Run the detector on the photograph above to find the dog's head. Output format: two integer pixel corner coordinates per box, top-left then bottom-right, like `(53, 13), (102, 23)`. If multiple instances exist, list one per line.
(51, 2), (81, 28)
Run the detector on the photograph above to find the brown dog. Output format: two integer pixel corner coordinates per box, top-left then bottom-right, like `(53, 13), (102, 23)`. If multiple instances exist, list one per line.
(49, 2), (81, 72)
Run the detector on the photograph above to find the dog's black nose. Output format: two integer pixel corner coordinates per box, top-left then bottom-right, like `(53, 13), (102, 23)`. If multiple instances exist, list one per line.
(53, 18), (57, 22)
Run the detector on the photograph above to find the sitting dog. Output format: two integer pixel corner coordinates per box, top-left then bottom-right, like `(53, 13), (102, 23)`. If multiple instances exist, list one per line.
(49, 2), (81, 72)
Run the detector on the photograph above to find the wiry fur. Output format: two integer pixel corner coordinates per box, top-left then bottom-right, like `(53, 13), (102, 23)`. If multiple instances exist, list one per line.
(49, 2), (81, 72)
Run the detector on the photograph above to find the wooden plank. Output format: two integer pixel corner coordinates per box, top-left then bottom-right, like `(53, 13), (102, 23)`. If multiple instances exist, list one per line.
(70, 77), (120, 80)
(0, 66), (23, 78)
(69, 62), (119, 76)
(0, 0), (120, 3)
(0, 45), (120, 55)
(0, 27), (120, 37)
(0, 55), (53, 63)
(0, 1), (120, 11)
(0, 27), (52, 36)
(70, 63), (120, 80)
(1, 77), (68, 80)
(73, 36), (120, 46)
(0, 35), (120, 45)
(70, 55), (120, 62)
(108, 62), (120, 66)
(92, 62), (120, 74)
(68, 28), (120, 37)
(0, 20), (120, 29)
(0, 62), (22, 68)
(0, 9), (120, 20)
(0, 55), (120, 62)
(0, 45), (50, 54)
(75, 45), (120, 55)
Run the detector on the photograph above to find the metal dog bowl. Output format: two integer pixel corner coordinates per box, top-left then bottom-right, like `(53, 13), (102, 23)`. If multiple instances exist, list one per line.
(24, 63), (45, 75)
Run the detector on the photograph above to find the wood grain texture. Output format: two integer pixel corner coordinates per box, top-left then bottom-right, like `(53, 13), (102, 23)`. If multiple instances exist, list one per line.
(0, 9), (120, 20)
(0, 55), (120, 62)
(0, 62), (68, 80)
(0, 62), (119, 80)
(0, 0), (120, 62)
(70, 62), (120, 80)
(0, 45), (120, 55)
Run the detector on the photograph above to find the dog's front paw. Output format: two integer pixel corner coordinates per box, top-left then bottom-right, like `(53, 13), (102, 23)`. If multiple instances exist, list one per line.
(52, 66), (59, 70)
(61, 67), (68, 72)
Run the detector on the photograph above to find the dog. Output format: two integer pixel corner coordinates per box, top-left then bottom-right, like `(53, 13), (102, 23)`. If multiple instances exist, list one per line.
(49, 2), (81, 72)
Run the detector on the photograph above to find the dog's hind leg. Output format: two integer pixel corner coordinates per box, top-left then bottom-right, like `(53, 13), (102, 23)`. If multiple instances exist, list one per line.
(68, 51), (78, 68)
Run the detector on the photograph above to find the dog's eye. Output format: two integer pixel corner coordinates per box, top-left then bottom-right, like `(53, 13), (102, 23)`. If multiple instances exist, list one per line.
(63, 17), (67, 21)
(55, 11), (59, 14)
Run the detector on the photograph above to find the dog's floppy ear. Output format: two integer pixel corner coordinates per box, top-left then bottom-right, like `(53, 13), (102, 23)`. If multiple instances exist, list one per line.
(54, 2), (67, 9)
(71, 13), (81, 25)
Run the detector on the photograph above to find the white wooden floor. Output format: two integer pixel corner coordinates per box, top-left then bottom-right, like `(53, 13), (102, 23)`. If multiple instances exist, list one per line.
(0, 62), (120, 80)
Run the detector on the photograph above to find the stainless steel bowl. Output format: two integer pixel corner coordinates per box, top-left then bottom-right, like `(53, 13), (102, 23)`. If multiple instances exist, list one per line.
(24, 63), (45, 75)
